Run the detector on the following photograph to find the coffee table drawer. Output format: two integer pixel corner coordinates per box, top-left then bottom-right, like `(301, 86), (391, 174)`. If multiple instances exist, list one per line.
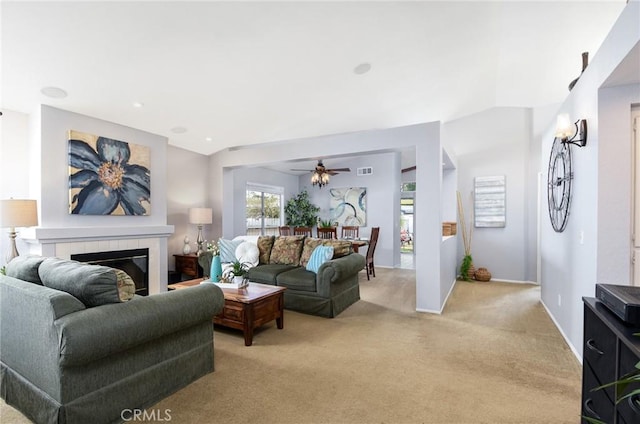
(220, 303), (244, 323)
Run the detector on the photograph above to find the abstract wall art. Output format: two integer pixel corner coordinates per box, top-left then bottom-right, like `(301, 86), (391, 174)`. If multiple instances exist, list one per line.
(329, 187), (367, 226)
(474, 175), (506, 227)
(68, 130), (151, 215)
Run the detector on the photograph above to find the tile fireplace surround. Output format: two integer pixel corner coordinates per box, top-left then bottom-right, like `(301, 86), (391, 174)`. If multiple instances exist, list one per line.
(20, 225), (174, 294)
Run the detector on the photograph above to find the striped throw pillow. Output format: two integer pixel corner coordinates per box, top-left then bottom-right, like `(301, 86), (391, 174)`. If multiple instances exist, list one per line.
(305, 245), (334, 273)
(218, 238), (242, 263)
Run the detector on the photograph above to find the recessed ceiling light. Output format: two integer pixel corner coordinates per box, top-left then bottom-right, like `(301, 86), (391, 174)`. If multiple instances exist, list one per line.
(170, 126), (187, 134)
(205, 137), (213, 142)
(132, 101), (144, 108)
(40, 86), (67, 99)
(353, 63), (372, 75)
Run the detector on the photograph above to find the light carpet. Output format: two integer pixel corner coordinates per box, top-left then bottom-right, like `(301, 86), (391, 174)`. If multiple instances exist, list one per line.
(1, 268), (582, 423)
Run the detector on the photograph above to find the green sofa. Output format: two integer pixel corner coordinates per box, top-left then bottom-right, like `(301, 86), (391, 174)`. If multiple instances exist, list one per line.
(0, 256), (224, 424)
(199, 235), (365, 318)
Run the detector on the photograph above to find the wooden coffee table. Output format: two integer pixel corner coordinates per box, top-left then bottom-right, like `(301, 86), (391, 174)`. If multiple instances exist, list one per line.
(168, 279), (286, 346)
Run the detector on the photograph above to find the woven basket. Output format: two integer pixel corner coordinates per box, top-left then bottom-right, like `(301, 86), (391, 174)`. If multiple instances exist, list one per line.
(442, 222), (452, 236)
(475, 267), (491, 282)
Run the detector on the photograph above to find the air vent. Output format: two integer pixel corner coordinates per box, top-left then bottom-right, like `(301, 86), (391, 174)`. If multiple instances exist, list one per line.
(357, 167), (373, 176)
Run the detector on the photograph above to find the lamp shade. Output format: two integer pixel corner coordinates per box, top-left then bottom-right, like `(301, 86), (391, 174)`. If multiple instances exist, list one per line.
(0, 199), (38, 228)
(188, 208), (212, 225)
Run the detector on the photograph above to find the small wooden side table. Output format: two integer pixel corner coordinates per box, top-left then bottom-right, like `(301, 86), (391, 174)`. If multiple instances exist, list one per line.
(173, 254), (203, 280)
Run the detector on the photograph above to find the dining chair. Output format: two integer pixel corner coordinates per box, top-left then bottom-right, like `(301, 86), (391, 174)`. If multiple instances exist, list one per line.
(279, 226), (292, 236)
(366, 227), (380, 280)
(317, 227), (337, 239)
(293, 226), (312, 237)
(341, 226), (359, 239)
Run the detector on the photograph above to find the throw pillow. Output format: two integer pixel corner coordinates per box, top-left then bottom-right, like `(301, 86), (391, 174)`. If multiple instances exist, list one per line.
(257, 235), (275, 264)
(322, 239), (353, 259)
(5, 255), (46, 284)
(306, 246), (334, 273)
(269, 235), (305, 265)
(38, 258), (122, 307)
(113, 269), (136, 301)
(219, 238), (242, 263)
(235, 241), (259, 267)
(299, 237), (323, 267)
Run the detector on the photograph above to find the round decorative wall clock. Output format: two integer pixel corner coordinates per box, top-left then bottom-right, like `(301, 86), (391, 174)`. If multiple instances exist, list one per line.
(547, 137), (573, 233)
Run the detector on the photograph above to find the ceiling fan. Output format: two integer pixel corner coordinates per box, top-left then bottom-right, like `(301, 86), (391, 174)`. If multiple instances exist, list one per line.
(291, 160), (351, 188)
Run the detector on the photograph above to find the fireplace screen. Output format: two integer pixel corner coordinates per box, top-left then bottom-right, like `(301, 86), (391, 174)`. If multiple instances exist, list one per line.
(71, 248), (149, 296)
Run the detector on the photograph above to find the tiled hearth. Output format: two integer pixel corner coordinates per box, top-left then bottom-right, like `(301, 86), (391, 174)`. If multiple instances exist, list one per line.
(21, 225), (173, 294)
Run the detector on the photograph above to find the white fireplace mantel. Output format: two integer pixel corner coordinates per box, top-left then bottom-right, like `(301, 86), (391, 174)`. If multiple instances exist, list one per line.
(20, 225), (175, 293)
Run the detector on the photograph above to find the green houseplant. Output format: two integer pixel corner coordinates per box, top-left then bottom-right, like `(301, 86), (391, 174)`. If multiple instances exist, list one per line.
(284, 190), (320, 227)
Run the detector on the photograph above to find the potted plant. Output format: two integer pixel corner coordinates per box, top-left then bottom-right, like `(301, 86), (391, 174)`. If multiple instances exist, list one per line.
(457, 191), (475, 281)
(318, 219), (334, 228)
(229, 260), (251, 287)
(284, 190), (320, 227)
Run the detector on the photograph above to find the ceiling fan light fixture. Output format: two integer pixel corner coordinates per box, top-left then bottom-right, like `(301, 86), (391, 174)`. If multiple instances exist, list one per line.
(311, 169), (330, 188)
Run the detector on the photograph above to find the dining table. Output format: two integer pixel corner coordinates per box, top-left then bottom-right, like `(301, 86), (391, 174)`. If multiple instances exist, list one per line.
(343, 238), (368, 253)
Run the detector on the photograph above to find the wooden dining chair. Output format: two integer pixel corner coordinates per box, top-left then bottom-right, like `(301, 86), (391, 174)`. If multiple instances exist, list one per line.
(279, 226), (292, 236)
(366, 227), (380, 280)
(293, 226), (312, 237)
(341, 226), (359, 239)
(317, 227), (337, 239)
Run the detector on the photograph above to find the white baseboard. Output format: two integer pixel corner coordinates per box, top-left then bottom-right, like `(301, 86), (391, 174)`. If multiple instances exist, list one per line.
(416, 278), (457, 315)
(540, 299), (583, 365)
(491, 278), (539, 285)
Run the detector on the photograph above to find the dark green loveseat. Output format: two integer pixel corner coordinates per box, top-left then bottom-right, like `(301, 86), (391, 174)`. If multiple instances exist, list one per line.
(199, 235), (365, 318)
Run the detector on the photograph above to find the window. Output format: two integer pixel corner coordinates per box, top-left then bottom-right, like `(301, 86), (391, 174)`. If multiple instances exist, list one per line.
(246, 183), (283, 236)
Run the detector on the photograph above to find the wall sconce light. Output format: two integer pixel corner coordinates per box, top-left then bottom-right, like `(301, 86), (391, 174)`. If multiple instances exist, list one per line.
(555, 114), (587, 147)
(0, 199), (38, 263)
(188, 207), (212, 256)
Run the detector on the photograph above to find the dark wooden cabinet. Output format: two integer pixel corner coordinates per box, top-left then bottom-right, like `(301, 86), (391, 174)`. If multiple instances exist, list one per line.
(173, 254), (203, 280)
(582, 298), (640, 424)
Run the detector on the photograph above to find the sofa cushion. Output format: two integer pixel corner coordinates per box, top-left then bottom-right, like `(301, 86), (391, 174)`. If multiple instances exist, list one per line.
(322, 239), (353, 259)
(219, 238), (243, 263)
(5, 255), (46, 284)
(38, 258), (123, 307)
(246, 264), (297, 285)
(306, 245), (334, 273)
(269, 235), (305, 265)
(257, 235), (275, 264)
(299, 237), (323, 267)
(235, 241), (259, 267)
(276, 267), (317, 292)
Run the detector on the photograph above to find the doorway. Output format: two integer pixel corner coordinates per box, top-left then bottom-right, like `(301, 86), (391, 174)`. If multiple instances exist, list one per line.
(400, 195), (415, 269)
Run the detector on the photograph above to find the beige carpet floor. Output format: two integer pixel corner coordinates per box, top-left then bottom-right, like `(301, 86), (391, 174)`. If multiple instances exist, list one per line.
(1, 268), (582, 424)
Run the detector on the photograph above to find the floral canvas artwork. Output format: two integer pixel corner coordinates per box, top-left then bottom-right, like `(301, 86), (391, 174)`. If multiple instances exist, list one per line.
(68, 130), (151, 215)
(329, 187), (366, 226)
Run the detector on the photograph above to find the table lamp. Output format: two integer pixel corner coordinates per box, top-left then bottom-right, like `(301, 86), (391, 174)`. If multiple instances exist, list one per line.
(188, 207), (212, 256)
(1, 199), (38, 263)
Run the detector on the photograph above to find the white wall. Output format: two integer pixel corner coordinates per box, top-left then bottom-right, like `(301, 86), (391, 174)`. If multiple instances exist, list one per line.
(0, 110), (31, 264)
(540, 0), (640, 360)
(444, 107), (534, 282)
(166, 145), (211, 270)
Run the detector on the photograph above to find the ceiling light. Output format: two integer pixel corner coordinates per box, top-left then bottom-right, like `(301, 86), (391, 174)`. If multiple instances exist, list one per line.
(354, 63), (372, 75)
(205, 137), (213, 142)
(40, 86), (67, 99)
(170, 126), (188, 134)
(132, 102), (144, 108)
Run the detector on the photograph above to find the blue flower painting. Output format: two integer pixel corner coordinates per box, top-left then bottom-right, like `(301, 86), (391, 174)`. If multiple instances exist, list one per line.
(68, 130), (151, 215)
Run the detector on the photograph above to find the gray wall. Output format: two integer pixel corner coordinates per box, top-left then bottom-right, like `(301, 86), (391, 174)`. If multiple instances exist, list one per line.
(166, 145), (211, 270)
(443, 107), (535, 282)
(540, 1), (639, 359)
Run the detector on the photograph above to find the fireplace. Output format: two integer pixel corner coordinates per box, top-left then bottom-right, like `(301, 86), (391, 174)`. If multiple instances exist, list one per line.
(71, 248), (149, 296)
